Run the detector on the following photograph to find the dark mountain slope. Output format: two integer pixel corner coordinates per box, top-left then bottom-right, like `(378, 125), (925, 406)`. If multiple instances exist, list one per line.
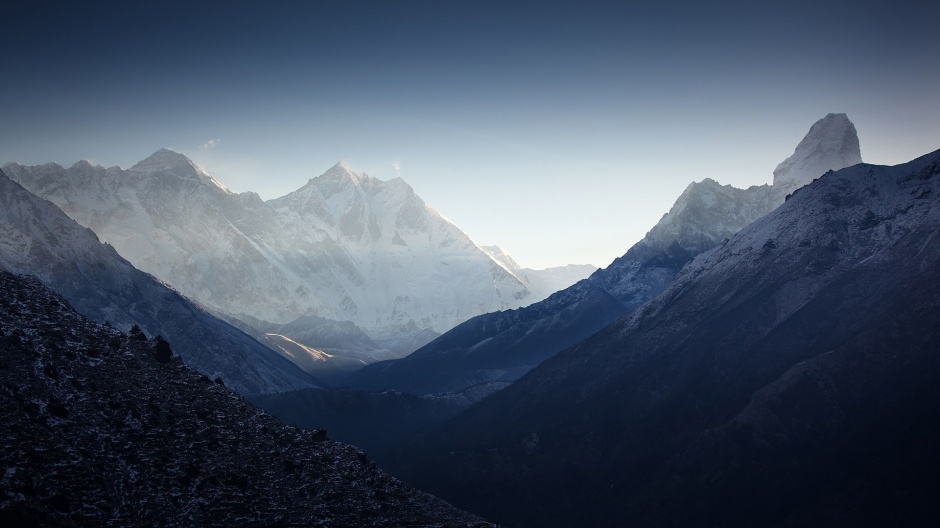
(345, 278), (628, 395)
(253, 388), (469, 454)
(0, 272), (490, 527)
(381, 150), (940, 527)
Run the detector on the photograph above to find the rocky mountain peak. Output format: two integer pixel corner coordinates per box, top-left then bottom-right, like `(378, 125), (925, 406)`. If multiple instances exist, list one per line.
(319, 161), (362, 184)
(773, 113), (862, 190)
(130, 148), (229, 192)
(69, 159), (97, 171)
(131, 148), (195, 172)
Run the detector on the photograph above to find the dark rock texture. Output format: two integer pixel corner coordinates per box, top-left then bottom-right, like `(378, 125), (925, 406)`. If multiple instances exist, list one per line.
(0, 272), (490, 527)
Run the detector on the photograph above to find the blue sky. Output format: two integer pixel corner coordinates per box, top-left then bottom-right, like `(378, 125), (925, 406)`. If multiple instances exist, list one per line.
(3, 0), (938, 268)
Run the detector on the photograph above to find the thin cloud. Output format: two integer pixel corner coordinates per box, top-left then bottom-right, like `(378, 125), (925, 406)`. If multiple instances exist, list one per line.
(199, 139), (222, 149)
(392, 159), (401, 177)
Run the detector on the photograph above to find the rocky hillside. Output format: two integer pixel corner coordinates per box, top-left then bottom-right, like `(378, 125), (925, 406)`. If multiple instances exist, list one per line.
(0, 272), (490, 527)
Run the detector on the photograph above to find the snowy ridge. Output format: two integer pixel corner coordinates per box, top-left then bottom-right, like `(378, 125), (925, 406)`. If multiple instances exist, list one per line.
(389, 146), (940, 528)
(594, 113), (863, 308)
(673, 149), (940, 307)
(346, 113), (865, 396)
(0, 168), (318, 396)
(4, 155), (538, 353)
(482, 244), (596, 302)
(593, 178), (783, 309)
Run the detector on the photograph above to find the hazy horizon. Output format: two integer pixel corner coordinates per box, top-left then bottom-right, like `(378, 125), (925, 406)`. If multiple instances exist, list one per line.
(3, 0), (938, 268)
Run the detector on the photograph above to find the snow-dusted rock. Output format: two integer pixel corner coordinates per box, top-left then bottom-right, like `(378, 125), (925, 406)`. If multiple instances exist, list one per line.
(389, 147), (940, 528)
(344, 113), (866, 396)
(773, 112), (862, 191)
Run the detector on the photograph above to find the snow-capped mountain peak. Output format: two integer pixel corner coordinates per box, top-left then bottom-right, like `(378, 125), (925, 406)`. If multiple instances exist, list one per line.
(130, 148), (195, 172)
(317, 161), (363, 186)
(130, 148), (230, 193)
(69, 159), (98, 171)
(773, 113), (861, 190)
(7, 155), (539, 351)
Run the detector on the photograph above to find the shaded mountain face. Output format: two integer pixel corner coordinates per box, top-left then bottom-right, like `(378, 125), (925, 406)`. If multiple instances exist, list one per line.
(383, 150), (940, 527)
(343, 114), (863, 397)
(345, 278), (629, 395)
(254, 388), (472, 455)
(0, 272), (490, 527)
(589, 178), (783, 309)
(3, 153), (532, 352)
(0, 169), (316, 397)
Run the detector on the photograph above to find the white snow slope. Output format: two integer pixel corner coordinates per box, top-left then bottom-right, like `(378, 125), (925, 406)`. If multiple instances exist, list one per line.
(773, 112), (862, 191)
(481, 245), (596, 302)
(0, 168), (318, 396)
(3, 153), (537, 347)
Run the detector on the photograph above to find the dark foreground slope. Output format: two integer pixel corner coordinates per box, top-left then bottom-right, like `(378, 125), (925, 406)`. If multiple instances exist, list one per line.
(382, 150), (940, 527)
(0, 169), (317, 397)
(0, 272), (490, 527)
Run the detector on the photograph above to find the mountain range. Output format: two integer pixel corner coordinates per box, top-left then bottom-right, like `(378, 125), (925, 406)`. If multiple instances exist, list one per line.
(0, 168), (317, 397)
(343, 113), (862, 397)
(3, 154), (594, 376)
(381, 147), (940, 527)
(2, 110), (935, 527)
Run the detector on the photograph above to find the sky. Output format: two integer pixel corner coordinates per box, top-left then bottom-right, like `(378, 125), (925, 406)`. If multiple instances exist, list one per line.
(2, 0), (939, 269)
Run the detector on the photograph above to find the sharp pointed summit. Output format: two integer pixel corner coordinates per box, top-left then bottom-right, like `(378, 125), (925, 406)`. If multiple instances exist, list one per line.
(130, 148), (197, 172)
(69, 159), (98, 171)
(318, 161), (362, 183)
(773, 112), (862, 190)
(129, 148), (230, 192)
